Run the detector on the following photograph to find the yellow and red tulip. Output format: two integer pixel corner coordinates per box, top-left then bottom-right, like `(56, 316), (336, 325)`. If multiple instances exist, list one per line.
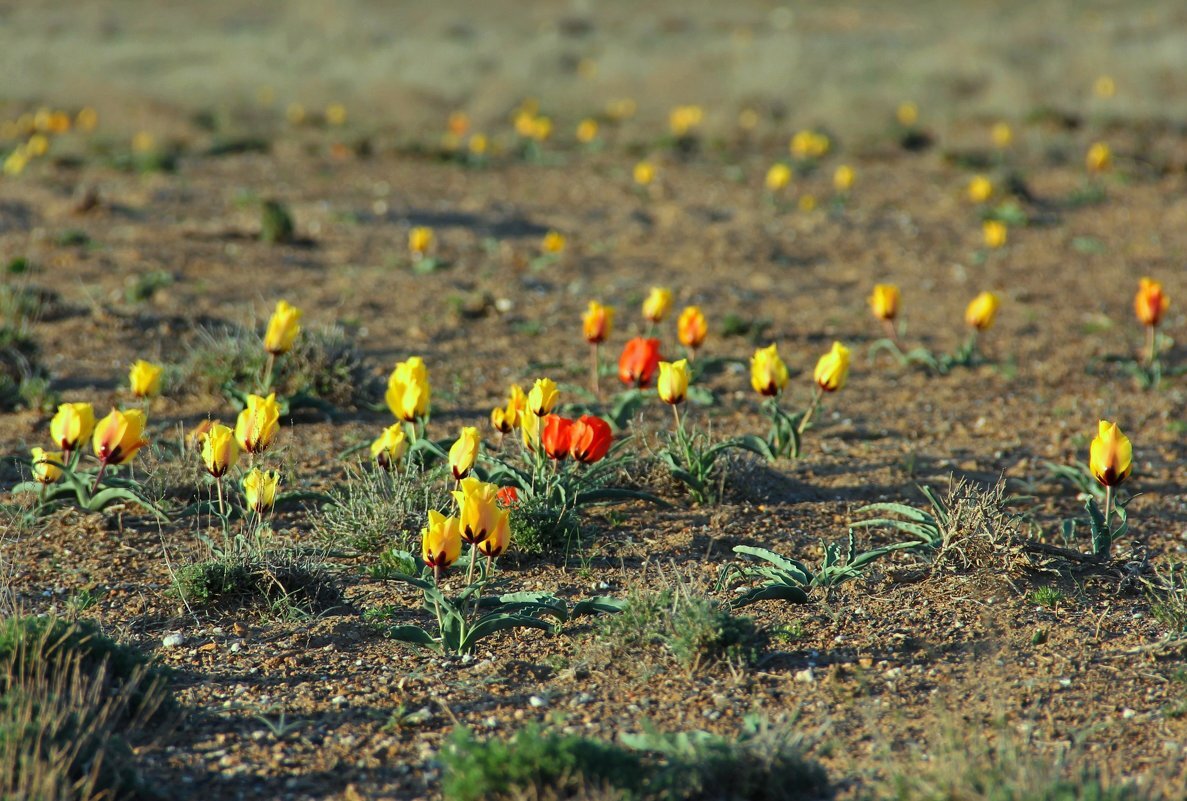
(813, 342), (850, 393)
(264, 300), (302, 356)
(451, 477), (502, 544)
(965, 291), (1000, 331)
(657, 360), (690, 405)
(242, 467), (280, 515)
(1134, 277), (1168, 328)
(529, 378), (559, 416)
(386, 357), (431, 422)
(371, 423), (408, 471)
(422, 509), (462, 570)
(477, 508), (511, 559)
(50, 402), (94, 454)
(128, 360), (163, 399)
(583, 301), (614, 344)
(1089, 420), (1132, 488)
(750, 344), (789, 397)
(200, 423), (239, 478)
(30, 447), (63, 484)
(92, 408), (149, 467)
(642, 287), (673, 324)
(449, 426), (480, 480)
(869, 284), (900, 322)
(234, 393), (281, 454)
(677, 306), (708, 351)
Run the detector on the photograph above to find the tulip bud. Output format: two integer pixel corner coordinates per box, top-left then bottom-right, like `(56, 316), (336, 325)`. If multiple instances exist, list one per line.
(409, 226), (434, 257)
(242, 467), (280, 515)
(583, 301), (614, 344)
(128, 360), (163, 399)
(371, 424), (408, 471)
(263, 300), (302, 356)
(642, 287), (673, 324)
(92, 408), (149, 466)
(529, 378), (559, 416)
(750, 344), (789, 397)
(234, 393), (281, 454)
(422, 510), (462, 569)
(869, 284), (900, 322)
(568, 415), (613, 464)
(657, 360), (690, 405)
(541, 415), (574, 461)
(50, 402), (95, 454)
(965, 291), (1000, 331)
(490, 406), (512, 435)
(813, 342), (850, 393)
(1134, 278), (1168, 328)
(449, 427), (480, 480)
(200, 423), (239, 478)
(677, 306), (708, 350)
(618, 337), (661, 388)
(1089, 420), (1132, 488)
(30, 447), (63, 484)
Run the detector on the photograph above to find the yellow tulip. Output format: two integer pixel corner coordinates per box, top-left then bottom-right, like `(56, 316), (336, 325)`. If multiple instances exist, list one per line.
(506, 385), (528, 422)
(468, 133), (487, 156)
(449, 427), (481, 480)
(1093, 75), (1116, 99)
(583, 301), (614, 345)
(1089, 420), (1132, 488)
(92, 408), (149, 466)
(30, 447), (63, 484)
(422, 510), (462, 570)
(234, 393), (281, 454)
(765, 163), (792, 192)
(982, 220), (1008, 248)
(528, 378), (558, 416)
(491, 406), (512, 435)
(325, 103), (347, 126)
(242, 468), (280, 515)
(790, 130), (830, 159)
(477, 508), (511, 559)
(521, 406), (541, 449)
(642, 287), (673, 324)
(128, 359), (163, 399)
(750, 344), (789, 397)
(200, 423), (239, 478)
(896, 101), (918, 127)
(833, 164), (855, 192)
(408, 226), (434, 257)
(451, 477), (501, 544)
(633, 161), (655, 186)
(386, 357), (431, 422)
(50, 402), (95, 453)
(967, 175), (993, 203)
(869, 284), (900, 321)
(1086, 142), (1111, 173)
(669, 105), (704, 137)
(965, 291), (1000, 331)
(264, 300), (302, 356)
(576, 118), (599, 144)
(657, 360), (690, 405)
(371, 423), (408, 471)
(813, 342), (850, 393)
(542, 231), (566, 254)
(991, 122), (1013, 149)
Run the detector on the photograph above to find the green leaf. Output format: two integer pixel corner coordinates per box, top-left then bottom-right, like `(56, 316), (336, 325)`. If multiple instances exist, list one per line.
(571, 596), (627, 617)
(85, 488), (171, 521)
(387, 625), (440, 650)
(573, 488), (667, 507)
(732, 546), (812, 585)
(731, 584), (810, 608)
(1086, 497), (1110, 558)
(853, 502), (936, 524)
(459, 614), (558, 654)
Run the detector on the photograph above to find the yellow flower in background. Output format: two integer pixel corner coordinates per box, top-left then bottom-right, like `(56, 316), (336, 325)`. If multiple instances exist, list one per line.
(798, 194), (817, 213)
(408, 226), (434, 258)
(576, 118), (599, 144)
(505, 385), (527, 427)
(790, 130), (830, 159)
(765, 163), (792, 192)
(422, 510), (462, 569)
(451, 477), (501, 544)
(967, 175), (993, 203)
(234, 393), (281, 454)
(92, 408), (149, 466)
(1089, 420), (1131, 488)
(737, 107), (760, 131)
(833, 164), (855, 192)
(200, 423), (239, 478)
(1134, 277), (1169, 328)
(529, 116), (552, 142)
(750, 344), (789, 397)
(76, 107), (99, 132)
(642, 287), (673, 323)
(677, 306), (708, 350)
(1093, 75), (1116, 99)
(242, 468), (280, 515)
(983, 220), (1008, 248)
(50, 402), (95, 453)
(3, 148), (28, 176)
(965, 291), (1000, 331)
(813, 342), (851, 393)
(468, 133), (487, 156)
(528, 378), (558, 416)
(991, 121), (1013, 149)
(30, 448), (63, 484)
(606, 98), (637, 121)
(633, 161), (656, 186)
(264, 300), (302, 355)
(657, 360), (690, 405)
(25, 134), (49, 158)
(869, 284), (900, 322)
(325, 103), (347, 126)
(542, 230), (566, 254)
(46, 111), (71, 135)
(386, 357), (431, 422)
(131, 131), (155, 153)
(896, 101), (918, 127)
(449, 426), (481, 480)
(668, 105), (704, 137)
(583, 301), (614, 344)
(371, 423), (408, 471)
(1086, 142), (1111, 172)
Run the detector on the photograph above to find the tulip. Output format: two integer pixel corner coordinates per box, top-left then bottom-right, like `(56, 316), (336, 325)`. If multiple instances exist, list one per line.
(965, 292), (1000, 331)
(235, 393), (281, 455)
(618, 337), (661, 388)
(542, 415), (574, 461)
(200, 423), (239, 479)
(128, 360), (163, 399)
(477, 509), (511, 562)
(452, 477), (501, 545)
(263, 300), (302, 356)
(576, 118), (599, 144)
(506, 385), (527, 424)
(677, 306), (708, 354)
(765, 163), (792, 192)
(422, 510), (462, 577)
(633, 161), (655, 186)
(496, 486), (519, 508)
(371, 423), (408, 471)
(30, 447), (63, 485)
(1135, 277), (1169, 364)
(967, 175), (993, 204)
(449, 427), (480, 480)
(568, 415), (613, 464)
(896, 102), (918, 127)
(92, 408), (148, 467)
(657, 360), (690, 405)
(520, 408), (541, 450)
(991, 122), (1013, 149)
(814, 342), (850, 393)
(583, 301), (613, 345)
(386, 357), (431, 423)
(642, 287), (673, 324)
(750, 344), (789, 397)
(1086, 142), (1111, 173)
(983, 220), (1007, 249)
(869, 284), (900, 338)
(1089, 420), (1132, 528)
(50, 402), (94, 456)
(409, 226), (434, 258)
(491, 406), (513, 435)
(542, 231), (566, 254)
(833, 164), (855, 192)
(529, 378), (558, 416)
(242, 468), (280, 516)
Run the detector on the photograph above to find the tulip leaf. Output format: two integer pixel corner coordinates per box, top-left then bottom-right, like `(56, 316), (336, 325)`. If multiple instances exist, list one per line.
(571, 596), (628, 617)
(386, 625), (440, 650)
(686, 385), (716, 407)
(1086, 498), (1110, 558)
(609, 390), (646, 431)
(574, 488), (667, 507)
(731, 584), (810, 608)
(733, 546), (811, 580)
(85, 488), (171, 521)
(460, 614), (558, 652)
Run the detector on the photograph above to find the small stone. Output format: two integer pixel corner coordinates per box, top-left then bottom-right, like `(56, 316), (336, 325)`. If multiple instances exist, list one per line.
(331, 695), (348, 707)
(1122, 708), (1136, 719)
(794, 668), (815, 684)
(529, 695), (548, 708)
(162, 633), (185, 648)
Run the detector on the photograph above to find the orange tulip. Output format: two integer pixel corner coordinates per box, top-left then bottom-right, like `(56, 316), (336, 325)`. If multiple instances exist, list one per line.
(677, 306), (708, 350)
(618, 338), (661, 388)
(1134, 278), (1168, 328)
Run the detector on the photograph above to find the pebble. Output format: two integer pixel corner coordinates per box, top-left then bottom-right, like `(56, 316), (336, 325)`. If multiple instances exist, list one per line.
(331, 695), (348, 706)
(794, 668), (815, 684)
(529, 695), (548, 708)
(1122, 708), (1136, 719)
(162, 633), (185, 648)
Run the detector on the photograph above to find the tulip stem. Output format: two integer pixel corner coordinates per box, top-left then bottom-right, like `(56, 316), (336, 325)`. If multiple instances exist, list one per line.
(466, 545), (477, 586)
(797, 389), (822, 435)
(1104, 485), (1113, 532)
(263, 353), (276, 393)
(90, 459), (109, 494)
(671, 403), (682, 434)
(215, 478), (225, 519)
(883, 319), (899, 344)
(590, 344), (600, 397)
(1146, 324), (1157, 366)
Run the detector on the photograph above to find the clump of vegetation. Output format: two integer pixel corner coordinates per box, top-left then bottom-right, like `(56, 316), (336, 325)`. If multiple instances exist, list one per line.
(0, 616), (172, 800)
(260, 198), (295, 244)
(597, 587), (759, 672)
(0, 324), (52, 412)
(312, 464), (449, 553)
(508, 491), (581, 555)
(174, 550), (341, 618)
(442, 715), (829, 801)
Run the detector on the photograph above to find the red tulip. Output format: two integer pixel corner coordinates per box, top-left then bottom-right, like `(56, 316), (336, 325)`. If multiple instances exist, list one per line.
(569, 415), (613, 464)
(496, 486), (519, 508)
(618, 337), (661, 387)
(542, 415), (574, 460)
